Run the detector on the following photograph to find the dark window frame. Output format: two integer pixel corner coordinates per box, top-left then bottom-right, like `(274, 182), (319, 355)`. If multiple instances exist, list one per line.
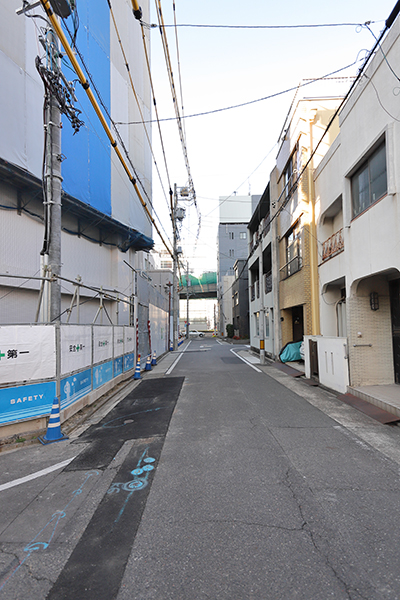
(351, 141), (387, 219)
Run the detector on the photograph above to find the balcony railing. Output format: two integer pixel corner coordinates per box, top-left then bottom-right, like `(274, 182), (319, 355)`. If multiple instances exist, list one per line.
(322, 229), (344, 261)
(264, 271), (272, 294)
(280, 255), (302, 280)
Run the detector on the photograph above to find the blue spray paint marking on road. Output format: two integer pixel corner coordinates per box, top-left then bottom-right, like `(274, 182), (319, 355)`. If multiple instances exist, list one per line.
(108, 449), (156, 523)
(0, 470), (100, 592)
(101, 406), (166, 428)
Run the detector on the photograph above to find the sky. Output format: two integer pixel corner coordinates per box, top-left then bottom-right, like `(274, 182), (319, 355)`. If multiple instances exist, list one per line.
(148, 0), (396, 276)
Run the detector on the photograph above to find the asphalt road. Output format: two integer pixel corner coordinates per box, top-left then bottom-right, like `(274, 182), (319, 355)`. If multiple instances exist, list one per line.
(1, 339), (400, 599)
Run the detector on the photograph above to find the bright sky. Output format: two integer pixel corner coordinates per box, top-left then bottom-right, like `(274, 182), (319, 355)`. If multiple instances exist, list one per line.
(149, 0), (396, 275)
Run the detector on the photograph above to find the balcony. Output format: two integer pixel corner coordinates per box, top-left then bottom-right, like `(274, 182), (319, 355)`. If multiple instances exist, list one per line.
(322, 229), (344, 261)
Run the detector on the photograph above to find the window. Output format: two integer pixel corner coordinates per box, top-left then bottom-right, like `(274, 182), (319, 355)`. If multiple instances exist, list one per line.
(229, 231), (234, 240)
(239, 232), (246, 239)
(255, 312), (260, 336)
(265, 309), (270, 338)
(351, 142), (387, 218)
(283, 144), (298, 201)
(229, 249), (235, 258)
(284, 221), (302, 278)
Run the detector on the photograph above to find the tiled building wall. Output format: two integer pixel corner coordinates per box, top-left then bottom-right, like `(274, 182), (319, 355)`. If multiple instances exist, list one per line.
(347, 293), (394, 386)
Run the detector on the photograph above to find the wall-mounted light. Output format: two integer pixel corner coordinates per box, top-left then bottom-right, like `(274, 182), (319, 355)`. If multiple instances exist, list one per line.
(370, 292), (379, 311)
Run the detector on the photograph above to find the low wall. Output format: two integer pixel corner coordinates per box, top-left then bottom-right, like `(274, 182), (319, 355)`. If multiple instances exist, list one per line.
(304, 335), (349, 394)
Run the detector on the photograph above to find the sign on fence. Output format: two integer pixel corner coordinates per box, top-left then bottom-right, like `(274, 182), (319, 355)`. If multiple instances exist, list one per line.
(0, 326), (56, 385)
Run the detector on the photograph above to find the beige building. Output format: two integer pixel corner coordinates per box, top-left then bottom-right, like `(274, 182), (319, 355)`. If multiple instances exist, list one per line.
(270, 93), (342, 356)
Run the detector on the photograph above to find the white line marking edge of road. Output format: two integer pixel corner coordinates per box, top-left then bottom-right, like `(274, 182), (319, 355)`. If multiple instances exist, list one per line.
(165, 340), (191, 375)
(0, 456), (76, 493)
(230, 348), (262, 373)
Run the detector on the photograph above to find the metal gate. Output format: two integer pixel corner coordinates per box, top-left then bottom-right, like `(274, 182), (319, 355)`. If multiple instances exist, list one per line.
(309, 339), (319, 380)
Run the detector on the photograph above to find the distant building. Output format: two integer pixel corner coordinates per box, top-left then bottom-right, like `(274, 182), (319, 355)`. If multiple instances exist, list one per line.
(247, 186), (273, 355)
(217, 194), (260, 335)
(232, 259), (249, 339)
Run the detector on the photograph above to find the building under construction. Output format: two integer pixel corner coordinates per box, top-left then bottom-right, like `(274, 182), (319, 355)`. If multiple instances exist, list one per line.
(0, 0), (171, 440)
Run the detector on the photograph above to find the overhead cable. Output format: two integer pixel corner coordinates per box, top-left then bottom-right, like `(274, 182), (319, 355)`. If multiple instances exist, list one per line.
(116, 60), (363, 125)
(148, 20), (378, 30)
(107, 0), (172, 221)
(154, 0), (194, 192)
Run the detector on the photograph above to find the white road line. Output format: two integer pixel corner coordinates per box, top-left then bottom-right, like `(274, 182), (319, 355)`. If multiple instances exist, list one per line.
(230, 348), (262, 373)
(0, 457), (76, 492)
(165, 341), (191, 375)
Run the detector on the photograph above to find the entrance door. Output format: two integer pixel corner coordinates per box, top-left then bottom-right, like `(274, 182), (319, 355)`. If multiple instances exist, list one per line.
(292, 305), (304, 342)
(389, 280), (400, 384)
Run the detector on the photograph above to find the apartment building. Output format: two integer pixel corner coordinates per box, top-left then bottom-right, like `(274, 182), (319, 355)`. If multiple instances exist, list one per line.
(270, 92), (342, 354)
(314, 13), (400, 391)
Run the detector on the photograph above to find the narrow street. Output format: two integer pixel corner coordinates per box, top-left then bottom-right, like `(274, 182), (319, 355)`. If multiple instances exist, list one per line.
(2, 339), (400, 599)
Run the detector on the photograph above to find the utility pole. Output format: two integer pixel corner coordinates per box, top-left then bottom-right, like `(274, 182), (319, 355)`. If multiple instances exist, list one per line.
(22, 0), (83, 323)
(186, 261), (190, 339)
(172, 184), (179, 351)
(47, 79), (63, 323)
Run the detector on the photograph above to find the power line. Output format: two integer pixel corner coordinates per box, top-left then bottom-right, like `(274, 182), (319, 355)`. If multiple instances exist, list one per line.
(147, 20), (380, 30)
(116, 59), (362, 125)
(107, 0), (172, 226)
(153, 0), (195, 190)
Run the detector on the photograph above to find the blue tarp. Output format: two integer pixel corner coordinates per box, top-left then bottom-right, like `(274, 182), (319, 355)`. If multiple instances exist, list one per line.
(279, 341), (302, 363)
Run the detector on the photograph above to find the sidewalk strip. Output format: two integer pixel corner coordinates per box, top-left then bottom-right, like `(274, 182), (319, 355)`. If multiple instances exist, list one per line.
(230, 349), (262, 373)
(0, 457), (76, 492)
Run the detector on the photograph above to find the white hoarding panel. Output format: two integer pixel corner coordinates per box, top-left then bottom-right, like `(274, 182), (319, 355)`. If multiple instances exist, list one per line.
(149, 305), (168, 359)
(124, 327), (135, 353)
(61, 325), (92, 376)
(0, 325), (56, 385)
(113, 327), (124, 357)
(93, 326), (113, 364)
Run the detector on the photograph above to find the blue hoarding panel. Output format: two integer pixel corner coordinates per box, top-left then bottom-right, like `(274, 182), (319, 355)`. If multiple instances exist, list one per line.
(93, 361), (113, 390)
(61, 368), (92, 411)
(61, 0), (111, 215)
(114, 356), (123, 378)
(123, 353), (135, 372)
(0, 381), (56, 425)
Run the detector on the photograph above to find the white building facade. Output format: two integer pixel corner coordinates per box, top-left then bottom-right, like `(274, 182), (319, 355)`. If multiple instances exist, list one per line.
(315, 14), (400, 390)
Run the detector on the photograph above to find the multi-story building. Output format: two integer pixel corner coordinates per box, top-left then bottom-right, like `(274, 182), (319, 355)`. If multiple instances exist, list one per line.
(232, 259), (249, 339)
(0, 0), (171, 440)
(270, 92), (342, 356)
(313, 11), (400, 394)
(0, 0), (159, 325)
(247, 186), (274, 355)
(217, 194), (260, 335)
